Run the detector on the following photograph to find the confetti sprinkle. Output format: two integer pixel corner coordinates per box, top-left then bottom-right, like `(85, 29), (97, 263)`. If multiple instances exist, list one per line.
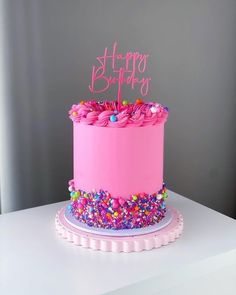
(67, 180), (168, 230)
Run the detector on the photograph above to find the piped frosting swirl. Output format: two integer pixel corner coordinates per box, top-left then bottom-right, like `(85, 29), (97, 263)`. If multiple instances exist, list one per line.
(69, 100), (168, 127)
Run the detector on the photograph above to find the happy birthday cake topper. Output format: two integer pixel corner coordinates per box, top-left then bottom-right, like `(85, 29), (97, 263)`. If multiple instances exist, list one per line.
(89, 42), (151, 109)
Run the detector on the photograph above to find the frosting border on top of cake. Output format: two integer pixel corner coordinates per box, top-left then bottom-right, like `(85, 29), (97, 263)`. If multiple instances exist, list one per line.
(69, 99), (168, 127)
(67, 179), (168, 230)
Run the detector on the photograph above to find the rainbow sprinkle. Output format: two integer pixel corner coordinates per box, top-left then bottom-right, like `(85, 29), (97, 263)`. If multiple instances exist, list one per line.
(67, 180), (168, 230)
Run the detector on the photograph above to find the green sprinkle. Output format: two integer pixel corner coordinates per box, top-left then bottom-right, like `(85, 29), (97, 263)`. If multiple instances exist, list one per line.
(163, 192), (168, 199)
(132, 195), (138, 201)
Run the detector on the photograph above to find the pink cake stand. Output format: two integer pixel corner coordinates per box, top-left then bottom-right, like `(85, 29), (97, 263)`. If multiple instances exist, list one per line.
(55, 206), (183, 252)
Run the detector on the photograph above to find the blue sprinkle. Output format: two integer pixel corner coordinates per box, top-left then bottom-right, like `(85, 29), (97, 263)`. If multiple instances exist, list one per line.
(89, 207), (93, 213)
(110, 114), (117, 122)
(94, 194), (101, 201)
(161, 203), (166, 209)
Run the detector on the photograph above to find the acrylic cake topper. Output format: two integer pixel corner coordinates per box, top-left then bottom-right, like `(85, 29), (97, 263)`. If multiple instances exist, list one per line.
(89, 42), (151, 109)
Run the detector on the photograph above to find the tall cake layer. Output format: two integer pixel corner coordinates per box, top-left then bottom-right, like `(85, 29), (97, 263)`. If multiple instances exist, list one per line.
(68, 100), (169, 230)
(74, 124), (164, 199)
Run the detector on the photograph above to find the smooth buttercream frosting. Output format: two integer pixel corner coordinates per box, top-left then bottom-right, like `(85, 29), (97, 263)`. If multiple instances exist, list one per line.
(73, 123), (165, 198)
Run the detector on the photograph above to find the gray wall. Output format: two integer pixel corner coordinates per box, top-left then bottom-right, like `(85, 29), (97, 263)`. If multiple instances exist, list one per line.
(1, 0), (236, 217)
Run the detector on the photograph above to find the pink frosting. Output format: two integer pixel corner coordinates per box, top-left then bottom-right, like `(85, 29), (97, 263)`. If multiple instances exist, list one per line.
(73, 123), (165, 199)
(69, 100), (168, 127)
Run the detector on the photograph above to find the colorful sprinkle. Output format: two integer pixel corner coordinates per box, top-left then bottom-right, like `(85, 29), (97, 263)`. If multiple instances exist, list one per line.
(69, 100), (169, 127)
(110, 114), (118, 122)
(132, 195), (138, 201)
(163, 192), (168, 200)
(68, 185), (74, 192)
(136, 98), (143, 104)
(112, 199), (119, 209)
(118, 198), (126, 206)
(157, 194), (163, 200)
(113, 212), (119, 217)
(67, 180), (168, 230)
(150, 106), (157, 113)
(94, 194), (101, 201)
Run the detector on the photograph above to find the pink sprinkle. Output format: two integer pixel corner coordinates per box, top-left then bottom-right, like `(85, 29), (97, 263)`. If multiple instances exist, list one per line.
(112, 199), (119, 209)
(80, 198), (87, 205)
(68, 179), (74, 186)
(118, 198), (126, 206)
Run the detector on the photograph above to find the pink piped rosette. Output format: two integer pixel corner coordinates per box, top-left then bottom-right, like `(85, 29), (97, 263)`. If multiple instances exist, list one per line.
(69, 99), (168, 127)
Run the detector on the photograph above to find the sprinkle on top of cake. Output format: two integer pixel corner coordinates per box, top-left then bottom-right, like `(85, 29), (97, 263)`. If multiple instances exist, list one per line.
(69, 99), (169, 127)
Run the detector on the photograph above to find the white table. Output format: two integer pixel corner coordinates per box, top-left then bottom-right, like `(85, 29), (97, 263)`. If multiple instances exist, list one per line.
(0, 191), (236, 295)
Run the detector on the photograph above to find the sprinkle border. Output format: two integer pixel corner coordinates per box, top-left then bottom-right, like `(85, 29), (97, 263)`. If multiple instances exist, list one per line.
(67, 180), (168, 230)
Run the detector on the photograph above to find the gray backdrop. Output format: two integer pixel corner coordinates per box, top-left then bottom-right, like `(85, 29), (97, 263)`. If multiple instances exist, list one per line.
(1, 0), (236, 218)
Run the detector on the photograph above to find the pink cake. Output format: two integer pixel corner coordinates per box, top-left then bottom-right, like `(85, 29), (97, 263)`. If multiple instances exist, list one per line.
(67, 99), (169, 230)
(55, 43), (183, 252)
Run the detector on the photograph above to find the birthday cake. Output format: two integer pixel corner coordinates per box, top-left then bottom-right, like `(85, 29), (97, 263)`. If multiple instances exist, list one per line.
(67, 99), (169, 230)
(55, 43), (183, 251)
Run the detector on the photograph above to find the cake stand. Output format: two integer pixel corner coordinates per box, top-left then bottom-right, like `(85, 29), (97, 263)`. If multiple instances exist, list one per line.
(55, 205), (183, 252)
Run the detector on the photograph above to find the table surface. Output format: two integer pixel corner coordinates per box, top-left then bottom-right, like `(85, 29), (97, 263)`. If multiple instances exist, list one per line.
(0, 191), (236, 295)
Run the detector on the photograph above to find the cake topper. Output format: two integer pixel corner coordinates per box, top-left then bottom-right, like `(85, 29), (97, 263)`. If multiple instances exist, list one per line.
(89, 42), (151, 109)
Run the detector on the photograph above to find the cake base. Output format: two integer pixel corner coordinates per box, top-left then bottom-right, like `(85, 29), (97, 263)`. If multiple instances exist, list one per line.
(55, 206), (183, 252)
(64, 207), (173, 236)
